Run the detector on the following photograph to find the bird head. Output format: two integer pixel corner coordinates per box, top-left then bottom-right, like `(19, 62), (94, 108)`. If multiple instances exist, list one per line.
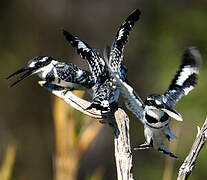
(7, 56), (53, 87)
(145, 94), (183, 121)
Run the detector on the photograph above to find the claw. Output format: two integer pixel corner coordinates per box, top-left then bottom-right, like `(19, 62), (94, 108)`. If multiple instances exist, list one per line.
(134, 142), (153, 150)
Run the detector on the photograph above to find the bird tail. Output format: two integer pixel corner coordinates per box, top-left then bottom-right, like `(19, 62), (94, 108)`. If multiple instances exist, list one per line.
(158, 145), (178, 160)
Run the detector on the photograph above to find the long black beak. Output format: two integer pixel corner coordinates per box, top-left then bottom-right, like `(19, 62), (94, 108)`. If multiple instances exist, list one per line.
(159, 104), (183, 121)
(6, 66), (36, 87)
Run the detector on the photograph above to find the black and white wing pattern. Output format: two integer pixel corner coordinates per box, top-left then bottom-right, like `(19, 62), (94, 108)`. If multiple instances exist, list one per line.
(86, 79), (118, 112)
(108, 66), (145, 122)
(109, 9), (141, 78)
(63, 30), (116, 112)
(54, 61), (95, 89)
(63, 30), (106, 82)
(163, 47), (202, 108)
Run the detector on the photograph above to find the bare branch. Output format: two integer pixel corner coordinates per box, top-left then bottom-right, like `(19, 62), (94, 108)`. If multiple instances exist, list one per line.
(177, 118), (207, 180)
(39, 81), (102, 119)
(113, 108), (134, 180)
(39, 81), (134, 180)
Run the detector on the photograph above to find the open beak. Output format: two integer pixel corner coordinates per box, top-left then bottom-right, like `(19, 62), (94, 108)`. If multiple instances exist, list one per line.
(6, 66), (36, 87)
(160, 104), (183, 122)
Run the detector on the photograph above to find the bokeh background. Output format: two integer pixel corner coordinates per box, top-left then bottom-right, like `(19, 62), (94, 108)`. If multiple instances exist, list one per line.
(1, 0), (207, 180)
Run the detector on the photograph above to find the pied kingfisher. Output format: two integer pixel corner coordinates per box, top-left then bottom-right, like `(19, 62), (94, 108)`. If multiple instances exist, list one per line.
(63, 9), (141, 112)
(108, 47), (202, 159)
(7, 56), (95, 91)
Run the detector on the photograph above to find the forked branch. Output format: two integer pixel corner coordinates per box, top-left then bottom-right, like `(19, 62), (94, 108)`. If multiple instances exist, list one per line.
(39, 81), (134, 180)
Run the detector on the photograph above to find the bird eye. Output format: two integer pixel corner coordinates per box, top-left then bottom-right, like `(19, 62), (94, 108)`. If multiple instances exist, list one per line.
(36, 60), (51, 68)
(35, 62), (43, 68)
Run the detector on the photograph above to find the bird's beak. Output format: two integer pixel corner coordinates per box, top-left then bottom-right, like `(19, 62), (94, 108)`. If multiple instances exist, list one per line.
(6, 66), (37, 87)
(160, 104), (183, 122)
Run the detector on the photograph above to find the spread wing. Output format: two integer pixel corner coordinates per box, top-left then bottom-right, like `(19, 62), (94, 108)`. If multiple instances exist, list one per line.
(63, 30), (106, 82)
(107, 62), (145, 122)
(63, 30), (118, 112)
(163, 47), (202, 108)
(109, 9), (141, 77)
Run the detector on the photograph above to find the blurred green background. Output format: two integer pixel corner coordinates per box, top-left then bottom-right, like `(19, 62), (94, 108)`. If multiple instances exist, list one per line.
(1, 0), (207, 179)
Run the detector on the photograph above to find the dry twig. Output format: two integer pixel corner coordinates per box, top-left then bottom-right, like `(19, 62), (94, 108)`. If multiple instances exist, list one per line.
(177, 118), (207, 180)
(114, 108), (134, 180)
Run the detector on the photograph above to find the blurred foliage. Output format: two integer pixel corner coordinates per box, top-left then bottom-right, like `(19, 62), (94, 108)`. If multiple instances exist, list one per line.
(1, 0), (207, 179)
(0, 142), (17, 180)
(86, 168), (103, 180)
(53, 91), (102, 180)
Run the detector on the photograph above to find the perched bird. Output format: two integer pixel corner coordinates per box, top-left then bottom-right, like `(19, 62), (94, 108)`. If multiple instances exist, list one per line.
(63, 9), (141, 112)
(7, 56), (95, 91)
(107, 47), (202, 159)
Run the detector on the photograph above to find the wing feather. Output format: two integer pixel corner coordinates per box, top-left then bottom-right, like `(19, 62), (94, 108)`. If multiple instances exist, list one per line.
(107, 62), (145, 122)
(63, 30), (106, 82)
(109, 9), (141, 77)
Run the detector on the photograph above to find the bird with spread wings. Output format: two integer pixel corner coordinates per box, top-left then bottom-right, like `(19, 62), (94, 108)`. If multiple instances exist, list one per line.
(107, 47), (202, 159)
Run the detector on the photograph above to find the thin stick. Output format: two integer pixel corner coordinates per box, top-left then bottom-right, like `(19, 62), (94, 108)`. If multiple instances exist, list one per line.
(177, 118), (207, 180)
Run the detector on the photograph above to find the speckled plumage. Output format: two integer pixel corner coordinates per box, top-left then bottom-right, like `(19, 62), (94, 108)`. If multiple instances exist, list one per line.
(7, 56), (95, 90)
(109, 9), (141, 77)
(63, 30), (106, 83)
(53, 61), (95, 89)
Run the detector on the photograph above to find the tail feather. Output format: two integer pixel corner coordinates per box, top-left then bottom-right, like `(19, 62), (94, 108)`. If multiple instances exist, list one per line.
(158, 145), (178, 160)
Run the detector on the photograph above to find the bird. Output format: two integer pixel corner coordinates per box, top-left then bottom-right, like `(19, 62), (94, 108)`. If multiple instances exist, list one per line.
(63, 9), (141, 112)
(7, 56), (95, 91)
(107, 47), (202, 159)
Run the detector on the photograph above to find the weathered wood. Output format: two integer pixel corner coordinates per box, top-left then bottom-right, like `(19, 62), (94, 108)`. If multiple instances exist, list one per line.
(113, 108), (134, 180)
(39, 81), (102, 119)
(177, 118), (207, 180)
(39, 81), (134, 180)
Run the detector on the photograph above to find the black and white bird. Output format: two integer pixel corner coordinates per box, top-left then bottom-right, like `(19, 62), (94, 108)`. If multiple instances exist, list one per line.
(107, 47), (202, 159)
(63, 9), (141, 112)
(7, 56), (95, 91)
